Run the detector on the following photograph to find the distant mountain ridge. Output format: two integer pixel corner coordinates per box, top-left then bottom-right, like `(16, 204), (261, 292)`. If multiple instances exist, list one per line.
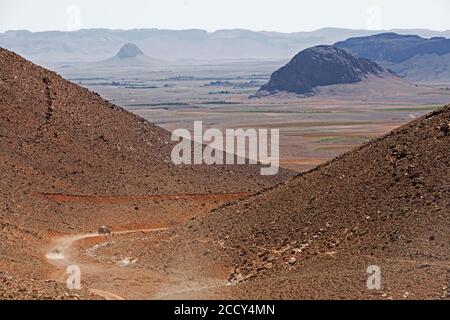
(1, 28), (450, 64)
(257, 45), (391, 96)
(335, 33), (450, 81)
(335, 32), (450, 63)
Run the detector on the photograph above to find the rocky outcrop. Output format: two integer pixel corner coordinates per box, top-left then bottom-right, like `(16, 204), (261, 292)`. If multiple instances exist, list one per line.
(257, 45), (387, 96)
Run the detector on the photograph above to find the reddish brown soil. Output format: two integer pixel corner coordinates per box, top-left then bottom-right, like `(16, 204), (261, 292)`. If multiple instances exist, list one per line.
(32, 191), (251, 204)
(0, 272), (101, 300)
(0, 48), (291, 298)
(107, 105), (449, 299)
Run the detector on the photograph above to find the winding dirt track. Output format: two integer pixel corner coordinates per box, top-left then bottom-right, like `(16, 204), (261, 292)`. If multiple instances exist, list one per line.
(40, 191), (252, 300)
(45, 228), (168, 300)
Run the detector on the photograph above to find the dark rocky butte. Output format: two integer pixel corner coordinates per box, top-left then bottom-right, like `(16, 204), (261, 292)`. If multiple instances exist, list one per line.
(257, 45), (388, 96)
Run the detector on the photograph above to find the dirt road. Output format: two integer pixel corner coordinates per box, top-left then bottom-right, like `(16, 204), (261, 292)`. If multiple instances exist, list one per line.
(45, 228), (168, 300)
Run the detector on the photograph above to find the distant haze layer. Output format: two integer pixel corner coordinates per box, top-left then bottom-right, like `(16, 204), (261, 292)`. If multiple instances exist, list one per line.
(1, 28), (450, 64)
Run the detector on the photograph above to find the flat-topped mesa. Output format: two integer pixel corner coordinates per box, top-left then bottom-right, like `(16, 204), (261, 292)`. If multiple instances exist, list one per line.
(257, 45), (390, 96)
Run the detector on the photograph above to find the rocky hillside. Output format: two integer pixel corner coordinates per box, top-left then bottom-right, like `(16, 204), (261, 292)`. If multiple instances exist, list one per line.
(0, 47), (286, 197)
(217, 105), (449, 298)
(257, 45), (389, 96)
(146, 104), (449, 299)
(0, 48), (290, 282)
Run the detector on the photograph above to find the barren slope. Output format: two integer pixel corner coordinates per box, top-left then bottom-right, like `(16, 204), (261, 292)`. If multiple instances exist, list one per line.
(257, 45), (389, 96)
(0, 48), (287, 197)
(0, 48), (290, 287)
(111, 105), (449, 299)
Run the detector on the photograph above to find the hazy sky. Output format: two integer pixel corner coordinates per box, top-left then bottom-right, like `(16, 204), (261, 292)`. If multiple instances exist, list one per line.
(1, 0), (449, 33)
